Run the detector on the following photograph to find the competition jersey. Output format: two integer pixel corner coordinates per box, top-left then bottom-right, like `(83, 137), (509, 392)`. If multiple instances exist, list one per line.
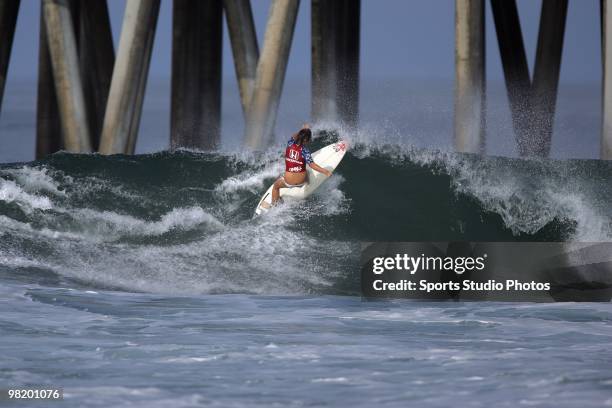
(285, 138), (313, 173)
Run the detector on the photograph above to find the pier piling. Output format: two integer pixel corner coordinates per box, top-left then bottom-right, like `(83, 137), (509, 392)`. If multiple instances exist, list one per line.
(99, 0), (159, 155)
(454, 0), (485, 154)
(335, 0), (360, 128)
(311, 0), (360, 127)
(603, 0), (612, 159)
(531, 0), (567, 157)
(311, 0), (338, 124)
(491, 0), (531, 157)
(0, 0), (19, 116)
(491, 0), (567, 157)
(224, 0), (259, 117)
(244, 0), (300, 149)
(36, 6), (62, 158)
(79, 0), (114, 151)
(43, 0), (92, 153)
(171, 0), (222, 150)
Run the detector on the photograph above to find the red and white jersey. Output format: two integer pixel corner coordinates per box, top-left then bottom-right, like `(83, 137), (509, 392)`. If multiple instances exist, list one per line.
(284, 139), (313, 173)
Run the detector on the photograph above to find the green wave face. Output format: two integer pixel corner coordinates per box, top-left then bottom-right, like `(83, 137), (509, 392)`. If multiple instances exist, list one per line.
(0, 143), (610, 295)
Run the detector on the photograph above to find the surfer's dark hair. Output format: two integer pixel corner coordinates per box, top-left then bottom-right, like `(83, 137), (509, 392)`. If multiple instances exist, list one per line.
(296, 128), (312, 145)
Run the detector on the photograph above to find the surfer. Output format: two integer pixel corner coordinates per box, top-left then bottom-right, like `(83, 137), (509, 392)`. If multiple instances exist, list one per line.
(271, 124), (332, 205)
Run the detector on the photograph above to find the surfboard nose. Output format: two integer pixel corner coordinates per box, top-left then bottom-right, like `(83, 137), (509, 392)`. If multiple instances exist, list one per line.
(334, 141), (348, 152)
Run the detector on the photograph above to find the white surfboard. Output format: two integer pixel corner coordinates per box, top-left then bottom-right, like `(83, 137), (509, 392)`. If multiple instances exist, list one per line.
(254, 140), (348, 216)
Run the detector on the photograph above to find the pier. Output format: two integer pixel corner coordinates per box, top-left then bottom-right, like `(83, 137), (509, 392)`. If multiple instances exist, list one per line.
(0, 0), (609, 158)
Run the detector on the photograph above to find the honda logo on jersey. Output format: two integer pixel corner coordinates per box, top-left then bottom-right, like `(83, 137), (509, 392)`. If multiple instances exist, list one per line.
(289, 150), (300, 160)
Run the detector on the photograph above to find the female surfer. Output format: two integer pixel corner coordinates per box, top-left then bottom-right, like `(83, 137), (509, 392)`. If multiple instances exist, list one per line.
(271, 124), (332, 205)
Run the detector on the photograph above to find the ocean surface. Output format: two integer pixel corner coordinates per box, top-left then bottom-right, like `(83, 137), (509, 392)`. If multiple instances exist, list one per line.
(1, 80), (612, 406)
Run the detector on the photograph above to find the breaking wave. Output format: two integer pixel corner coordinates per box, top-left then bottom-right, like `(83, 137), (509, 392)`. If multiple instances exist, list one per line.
(0, 129), (610, 294)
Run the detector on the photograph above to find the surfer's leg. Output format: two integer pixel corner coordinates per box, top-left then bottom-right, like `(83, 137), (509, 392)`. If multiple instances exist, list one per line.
(271, 178), (285, 205)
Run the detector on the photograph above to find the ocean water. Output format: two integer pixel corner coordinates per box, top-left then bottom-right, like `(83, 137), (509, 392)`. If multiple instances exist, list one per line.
(1, 79), (612, 406)
(3, 289), (612, 407)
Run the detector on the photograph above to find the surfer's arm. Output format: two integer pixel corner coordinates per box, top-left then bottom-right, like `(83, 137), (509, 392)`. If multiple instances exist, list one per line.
(302, 147), (330, 176)
(309, 162), (332, 177)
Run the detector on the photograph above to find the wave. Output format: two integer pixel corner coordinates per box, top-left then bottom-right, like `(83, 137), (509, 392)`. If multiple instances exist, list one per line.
(0, 178), (54, 212)
(0, 131), (610, 294)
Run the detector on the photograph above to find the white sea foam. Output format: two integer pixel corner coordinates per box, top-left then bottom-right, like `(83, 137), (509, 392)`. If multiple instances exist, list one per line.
(0, 178), (53, 211)
(0, 214), (91, 242)
(0, 165), (146, 216)
(215, 162), (282, 194)
(311, 377), (349, 383)
(72, 206), (224, 239)
(434, 156), (612, 241)
(3, 166), (66, 196)
(0, 203), (224, 245)
(0, 254), (45, 269)
(22, 200), (353, 294)
(302, 174), (350, 218)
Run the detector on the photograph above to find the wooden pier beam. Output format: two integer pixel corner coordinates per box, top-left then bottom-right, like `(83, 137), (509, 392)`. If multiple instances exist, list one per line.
(171, 0), (222, 150)
(224, 0), (259, 117)
(43, 0), (92, 153)
(99, 0), (160, 155)
(531, 0), (567, 157)
(454, 0), (485, 154)
(490, 0), (531, 156)
(0, 0), (19, 116)
(244, 0), (300, 149)
(79, 0), (115, 151)
(602, 0), (612, 159)
(36, 5), (62, 158)
(311, 0), (360, 127)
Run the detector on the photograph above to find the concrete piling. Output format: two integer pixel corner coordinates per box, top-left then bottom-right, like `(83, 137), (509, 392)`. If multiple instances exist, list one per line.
(492, 0), (567, 157)
(125, 0), (160, 156)
(531, 0), (567, 157)
(335, 0), (360, 128)
(127, 5), (161, 156)
(224, 0), (259, 117)
(99, 0), (160, 155)
(36, 5), (62, 159)
(43, 0), (92, 153)
(490, 0), (531, 156)
(454, 0), (485, 154)
(79, 0), (115, 151)
(0, 0), (19, 116)
(171, 0), (222, 150)
(311, 0), (360, 127)
(603, 0), (612, 159)
(311, 0), (338, 123)
(244, 0), (300, 149)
